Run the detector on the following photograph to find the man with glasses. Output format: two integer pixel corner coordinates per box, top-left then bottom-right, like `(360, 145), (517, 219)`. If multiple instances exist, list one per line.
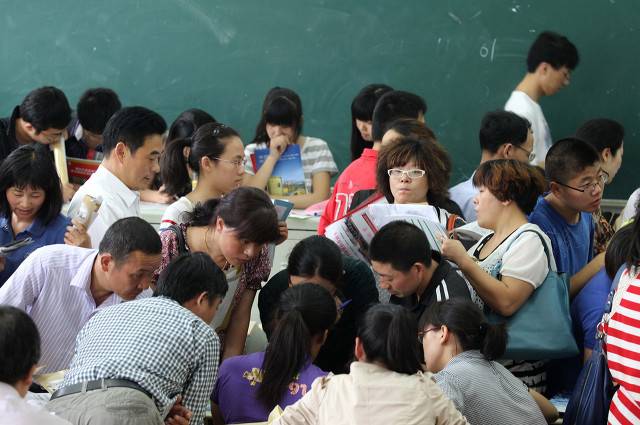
(450, 110), (535, 221)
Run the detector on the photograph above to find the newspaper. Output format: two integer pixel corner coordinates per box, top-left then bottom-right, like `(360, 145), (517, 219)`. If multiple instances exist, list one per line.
(325, 203), (448, 262)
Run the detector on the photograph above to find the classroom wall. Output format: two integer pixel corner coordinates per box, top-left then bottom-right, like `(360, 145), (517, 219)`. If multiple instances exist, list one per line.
(1, 0), (638, 198)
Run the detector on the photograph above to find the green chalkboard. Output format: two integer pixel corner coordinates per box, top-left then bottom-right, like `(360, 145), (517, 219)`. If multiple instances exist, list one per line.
(1, 0), (638, 198)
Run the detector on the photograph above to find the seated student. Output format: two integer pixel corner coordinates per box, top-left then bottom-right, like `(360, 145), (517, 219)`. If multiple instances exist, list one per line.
(450, 110), (534, 221)
(575, 118), (625, 253)
(528, 138), (606, 296)
(213, 283), (336, 424)
(67, 106), (167, 247)
(0, 86), (76, 201)
(318, 89), (426, 234)
(440, 159), (551, 393)
(157, 186), (281, 359)
(505, 31), (579, 165)
(243, 87), (338, 208)
(160, 123), (245, 229)
(0, 306), (71, 424)
(349, 84), (394, 161)
(369, 221), (473, 329)
(619, 187), (639, 226)
(0, 145), (88, 286)
(604, 208), (640, 423)
(48, 252), (227, 425)
(0, 217), (161, 373)
(259, 236), (379, 373)
(272, 304), (468, 425)
(571, 223), (633, 362)
(65, 88), (121, 160)
(423, 299), (556, 425)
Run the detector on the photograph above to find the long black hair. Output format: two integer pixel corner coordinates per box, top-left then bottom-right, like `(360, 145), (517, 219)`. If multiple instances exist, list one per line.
(424, 298), (508, 361)
(350, 84), (393, 160)
(252, 87), (303, 146)
(185, 186), (280, 244)
(257, 283), (337, 409)
(161, 122), (240, 197)
(357, 304), (422, 374)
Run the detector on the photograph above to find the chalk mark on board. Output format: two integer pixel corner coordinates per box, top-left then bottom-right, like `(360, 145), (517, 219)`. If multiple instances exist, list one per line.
(173, 0), (236, 45)
(471, 10), (482, 19)
(480, 38), (497, 62)
(448, 12), (462, 25)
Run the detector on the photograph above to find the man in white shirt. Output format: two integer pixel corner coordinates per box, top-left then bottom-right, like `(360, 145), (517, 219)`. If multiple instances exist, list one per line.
(504, 31), (579, 166)
(0, 306), (70, 424)
(0, 217), (162, 373)
(67, 106), (166, 247)
(450, 111), (535, 221)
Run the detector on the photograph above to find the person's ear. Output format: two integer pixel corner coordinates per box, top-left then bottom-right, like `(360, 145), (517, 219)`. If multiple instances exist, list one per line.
(196, 291), (209, 307)
(440, 325), (451, 344)
(23, 122), (37, 135)
(114, 141), (128, 163)
(215, 216), (225, 233)
(502, 143), (516, 159)
(99, 253), (113, 272)
(413, 262), (425, 279)
(601, 148), (612, 163)
(200, 156), (214, 173)
(354, 336), (365, 361)
(549, 181), (562, 198)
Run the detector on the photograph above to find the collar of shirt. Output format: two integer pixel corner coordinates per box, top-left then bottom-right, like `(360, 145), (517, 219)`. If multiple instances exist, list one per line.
(94, 165), (140, 208)
(0, 382), (20, 402)
(0, 215), (48, 239)
(69, 249), (120, 307)
(360, 148), (378, 159)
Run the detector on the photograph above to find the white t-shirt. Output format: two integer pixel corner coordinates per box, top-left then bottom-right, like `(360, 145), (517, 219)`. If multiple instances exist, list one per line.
(621, 187), (640, 224)
(468, 223), (553, 308)
(504, 91), (551, 165)
(0, 383), (71, 425)
(244, 136), (338, 193)
(159, 196), (195, 230)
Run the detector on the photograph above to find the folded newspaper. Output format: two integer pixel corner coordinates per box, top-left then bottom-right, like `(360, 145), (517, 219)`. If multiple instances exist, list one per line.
(325, 203), (448, 262)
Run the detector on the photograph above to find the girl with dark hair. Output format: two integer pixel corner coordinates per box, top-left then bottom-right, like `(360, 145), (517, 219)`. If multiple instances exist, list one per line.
(605, 207), (640, 423)
(273, 304), (468, 424)
(317, 84), (393, 235)
(423, 299), (556, 425)
(259, 235), (379, 373)
(160, 122), (245, 228)
(212, 283), (336, 424)
(0, 145), (87, 286)
(156, 186), (281, 359)
(166, 108), (217, 145)
(244, 87), (338, 208)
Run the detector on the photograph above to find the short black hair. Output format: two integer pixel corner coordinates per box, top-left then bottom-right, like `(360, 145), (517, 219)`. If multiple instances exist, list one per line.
(545, 137), (600, 184)
(369, 221), (432, 272)
(154, 252), (228, 303)
(98, 217), (162, 263)
(166, 108), (217, 143)
(253, 87), (303, 145)
(102, 106), (167, 156)
(576, 118), (625, 157)
(479, 110), (531, 153)
(77, 88), (122, 134)
(0, 306), (40, 385)
(0, 145), (63, 225)
(527, 31), (579, 73)
(371, 90), (427, 141)
(287, 236), (344, 286)
(605, 224), (634, 278)
(19, 86), (71, 132)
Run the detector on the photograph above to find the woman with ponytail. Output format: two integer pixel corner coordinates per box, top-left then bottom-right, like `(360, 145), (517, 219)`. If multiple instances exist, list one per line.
(160, 122), (245, 229)
(212, 283), (336, 424)
(422, 298), (557, 424)
(273, 304), (468, 425)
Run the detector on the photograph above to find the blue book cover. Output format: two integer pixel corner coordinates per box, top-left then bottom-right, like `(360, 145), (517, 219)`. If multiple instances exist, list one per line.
(252, 144), (307, 196)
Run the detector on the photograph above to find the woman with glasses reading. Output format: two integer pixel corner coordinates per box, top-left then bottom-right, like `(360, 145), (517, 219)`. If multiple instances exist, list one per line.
(160, 122), (246, 229)
(422, 299), (557, 425)
(439, 159), (552, 393)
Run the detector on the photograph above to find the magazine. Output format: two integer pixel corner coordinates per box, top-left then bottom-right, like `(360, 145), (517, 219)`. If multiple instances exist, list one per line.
(251, 145), (306, 196)
(67, 157), (101, 185)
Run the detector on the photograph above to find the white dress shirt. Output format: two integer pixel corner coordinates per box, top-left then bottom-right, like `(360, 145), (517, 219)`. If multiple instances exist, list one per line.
(449, 173), (478, 222)
(0, 245), (125, 373)
(67, 165), (140, 248)
(0, 382), (70, 425)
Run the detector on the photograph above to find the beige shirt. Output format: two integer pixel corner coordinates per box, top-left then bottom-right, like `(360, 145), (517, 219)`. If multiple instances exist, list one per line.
(273, 362), (469, 425)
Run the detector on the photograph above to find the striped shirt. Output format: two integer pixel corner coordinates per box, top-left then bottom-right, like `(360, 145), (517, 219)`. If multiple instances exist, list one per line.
(434, 350), (546, 425)
(63, 296), (219, 424)
(244, 136), (338, 193)
(0, 245), (126, 373)
(605, 267), (640, 424)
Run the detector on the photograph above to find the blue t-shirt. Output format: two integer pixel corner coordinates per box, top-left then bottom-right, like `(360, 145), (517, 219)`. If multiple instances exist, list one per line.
(212, 351), (327, 424)
(0, 214), (69, 286)
(528, 196), (595, 276)
(570, 267), (611, 350)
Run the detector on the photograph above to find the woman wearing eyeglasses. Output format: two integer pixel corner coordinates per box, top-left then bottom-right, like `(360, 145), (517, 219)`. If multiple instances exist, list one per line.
(160, 122), (246, 229)
(422, 298), (557, 425)
(440, 159), (551, 393)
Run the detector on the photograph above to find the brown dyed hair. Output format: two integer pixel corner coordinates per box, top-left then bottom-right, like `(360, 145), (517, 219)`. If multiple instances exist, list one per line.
(472, 159), (546, 214)
(376, 135), (450, 206)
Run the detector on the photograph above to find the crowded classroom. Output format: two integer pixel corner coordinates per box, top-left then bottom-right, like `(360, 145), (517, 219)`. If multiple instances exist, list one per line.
(0, 1), (639, 424)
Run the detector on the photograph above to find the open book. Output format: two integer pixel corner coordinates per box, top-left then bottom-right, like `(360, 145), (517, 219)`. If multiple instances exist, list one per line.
(251, 145), (306, 196)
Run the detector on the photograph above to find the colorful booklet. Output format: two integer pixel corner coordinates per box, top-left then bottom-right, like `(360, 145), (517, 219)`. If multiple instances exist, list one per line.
(67, 157), (101, 185)
(251, 144), (307, 196)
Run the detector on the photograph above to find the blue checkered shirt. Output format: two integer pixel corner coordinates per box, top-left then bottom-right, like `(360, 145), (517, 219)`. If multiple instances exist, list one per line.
(63, 296), (219, 423)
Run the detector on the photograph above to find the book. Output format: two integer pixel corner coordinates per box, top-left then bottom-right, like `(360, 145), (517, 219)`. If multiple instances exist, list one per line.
(67, 157), (101, 185)
(251, 145), (306, 196)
